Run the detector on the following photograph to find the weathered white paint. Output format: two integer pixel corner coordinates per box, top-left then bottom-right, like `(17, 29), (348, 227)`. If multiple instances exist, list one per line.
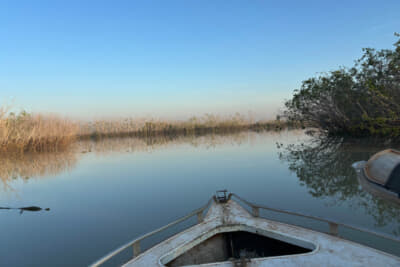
(123, 199), (400, 267)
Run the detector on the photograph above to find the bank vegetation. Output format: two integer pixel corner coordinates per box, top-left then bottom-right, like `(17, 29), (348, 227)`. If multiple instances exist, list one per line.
(283, 33), (400, 137)
(0, 109), (298, 152)
(0, 107), (78, 152)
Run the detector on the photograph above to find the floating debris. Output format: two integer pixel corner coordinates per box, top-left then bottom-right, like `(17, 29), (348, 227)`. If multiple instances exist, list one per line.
(0, 206), (50, 214)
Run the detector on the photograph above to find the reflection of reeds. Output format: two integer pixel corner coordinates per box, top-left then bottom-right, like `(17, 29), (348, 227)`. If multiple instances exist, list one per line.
(0, 131), (258, 189)
(77, 131), (255, 154)
(0, 130), (298, 191)
(0, 107), (78, 152)
(0, 152), (78, 191)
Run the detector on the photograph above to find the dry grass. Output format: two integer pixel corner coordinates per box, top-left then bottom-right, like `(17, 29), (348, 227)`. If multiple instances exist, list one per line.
(0, 107), (299, 152)
(79, 113), (297, 139)
(0, 107), (79, 152)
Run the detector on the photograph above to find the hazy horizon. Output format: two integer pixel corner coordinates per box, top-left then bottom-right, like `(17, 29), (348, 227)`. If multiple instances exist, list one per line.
(1, 0), (399, 119)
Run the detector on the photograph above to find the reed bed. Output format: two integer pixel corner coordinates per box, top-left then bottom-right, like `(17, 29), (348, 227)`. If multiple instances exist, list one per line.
(79, 113), (297, 140)
(0, 107), (299, 152)
(0, 107), (79, 152)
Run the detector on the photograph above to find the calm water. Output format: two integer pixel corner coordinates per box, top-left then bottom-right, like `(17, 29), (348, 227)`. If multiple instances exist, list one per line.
(0, 131), (399, 266)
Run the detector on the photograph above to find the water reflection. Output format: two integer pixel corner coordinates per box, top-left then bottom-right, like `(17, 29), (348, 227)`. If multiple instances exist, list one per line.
(2, 130), (400, 266)
(278, 136), (400, 232)
(77, 132), (257, 154)
(0, 151), (78, 192)
(4, 131), (399, 229)
(0, 132), (263, 190)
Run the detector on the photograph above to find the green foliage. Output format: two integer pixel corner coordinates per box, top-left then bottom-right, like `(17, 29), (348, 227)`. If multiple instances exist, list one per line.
(284, 33), (400, 137)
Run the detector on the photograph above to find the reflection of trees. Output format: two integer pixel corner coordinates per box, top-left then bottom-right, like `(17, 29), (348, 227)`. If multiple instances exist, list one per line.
(0, 152), (78, 191)
(278, 136), (400, 231)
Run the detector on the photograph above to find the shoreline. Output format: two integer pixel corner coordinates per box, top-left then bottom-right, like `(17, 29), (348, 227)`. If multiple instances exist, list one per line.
(0, 112), (301, 153)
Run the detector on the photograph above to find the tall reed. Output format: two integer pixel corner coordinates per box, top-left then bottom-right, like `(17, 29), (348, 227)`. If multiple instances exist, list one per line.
(0, 107), (79, 152)
(0, 107), (299, 152)
(78, 113), (295, 139)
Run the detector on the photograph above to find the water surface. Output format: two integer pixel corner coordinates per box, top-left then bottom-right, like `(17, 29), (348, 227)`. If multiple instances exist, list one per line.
(0, 131), (399, 266)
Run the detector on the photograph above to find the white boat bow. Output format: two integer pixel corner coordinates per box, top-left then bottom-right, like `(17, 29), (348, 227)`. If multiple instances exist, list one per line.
(91, 192), (400, 267)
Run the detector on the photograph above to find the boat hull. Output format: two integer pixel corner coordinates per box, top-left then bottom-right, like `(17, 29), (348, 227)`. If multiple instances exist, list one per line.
(123, 198), (400, 267)
(353, 161), (400, 205)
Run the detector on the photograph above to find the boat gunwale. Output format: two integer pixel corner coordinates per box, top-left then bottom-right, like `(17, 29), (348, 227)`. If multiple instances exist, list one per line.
(90, 193), (400, 267)
(230, 193), (400, 243)
(90, 197), (215, 267)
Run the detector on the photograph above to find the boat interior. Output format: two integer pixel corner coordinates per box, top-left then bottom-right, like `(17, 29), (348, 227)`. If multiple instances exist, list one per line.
(162, 225), (315, 266)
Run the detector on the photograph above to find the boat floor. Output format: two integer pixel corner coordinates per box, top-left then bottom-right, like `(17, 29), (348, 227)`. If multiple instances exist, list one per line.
(123, 199), (400, 267)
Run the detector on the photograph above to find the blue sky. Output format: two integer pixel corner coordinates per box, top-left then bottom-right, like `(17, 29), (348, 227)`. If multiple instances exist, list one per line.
(1, 0), (399, 119)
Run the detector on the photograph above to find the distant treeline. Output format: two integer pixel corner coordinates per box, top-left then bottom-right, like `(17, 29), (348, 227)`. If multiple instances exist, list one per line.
(284, 33), (400, 137)
(0, 109), (299, 152)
